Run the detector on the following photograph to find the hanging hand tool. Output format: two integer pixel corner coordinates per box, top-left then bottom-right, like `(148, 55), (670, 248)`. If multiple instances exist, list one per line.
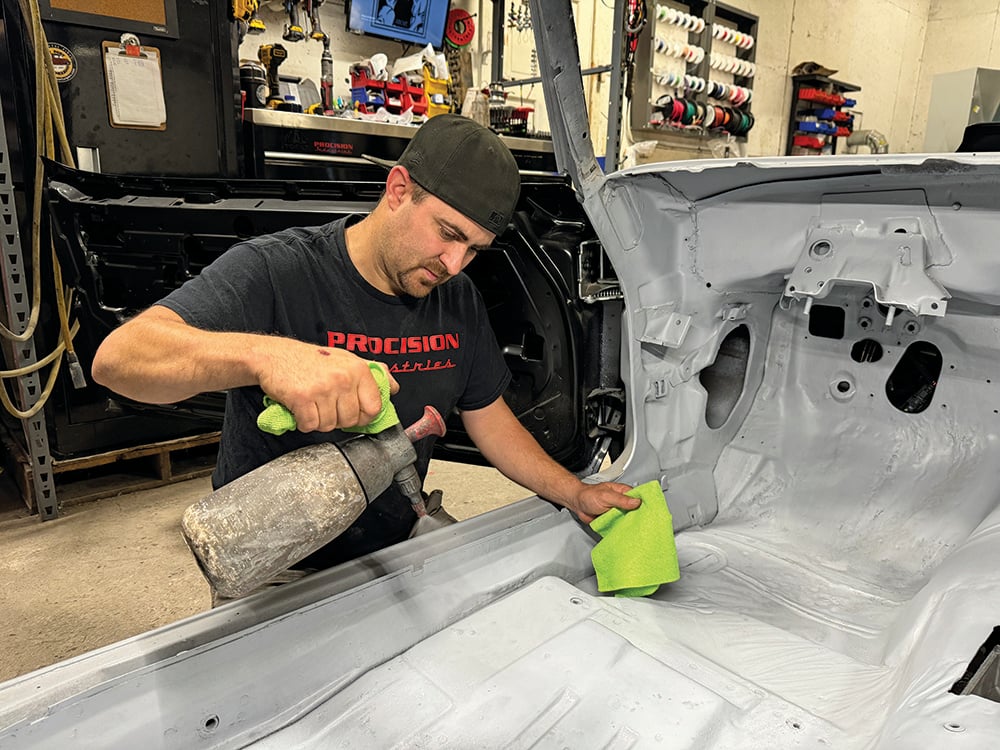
(258, 43), (288, 108)
(183, 406), (445, 599)
(306, 33), (335, 115)
(248, 3), (266, 34)
(282, 0), (305, 42)
(318, 32), (334, 113)
(302, 1), (334, 115)
(232, 1), (265, 35)
(306, 0), (325, 41)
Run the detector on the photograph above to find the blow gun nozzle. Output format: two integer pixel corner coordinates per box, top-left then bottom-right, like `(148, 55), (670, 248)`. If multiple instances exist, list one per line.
(394, 406), (447, 516)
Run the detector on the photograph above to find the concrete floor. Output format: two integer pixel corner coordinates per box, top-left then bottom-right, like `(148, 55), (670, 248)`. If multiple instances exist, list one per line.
(0, 459), (529, 684)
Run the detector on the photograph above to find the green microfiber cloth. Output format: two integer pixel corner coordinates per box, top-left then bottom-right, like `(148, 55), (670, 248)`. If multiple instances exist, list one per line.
(256, 362), (399, 436)
(589, 480), (680, 597)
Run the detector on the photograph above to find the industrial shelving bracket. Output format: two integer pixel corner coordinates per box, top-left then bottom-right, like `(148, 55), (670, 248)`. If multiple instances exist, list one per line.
(0, 99), (59, 520)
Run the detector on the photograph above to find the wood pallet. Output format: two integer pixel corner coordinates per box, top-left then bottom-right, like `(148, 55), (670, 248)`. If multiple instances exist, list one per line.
(6, 431), (221, 514)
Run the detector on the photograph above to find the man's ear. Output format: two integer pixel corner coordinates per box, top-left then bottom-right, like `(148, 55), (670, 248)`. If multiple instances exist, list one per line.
(384, 165), (411, 210)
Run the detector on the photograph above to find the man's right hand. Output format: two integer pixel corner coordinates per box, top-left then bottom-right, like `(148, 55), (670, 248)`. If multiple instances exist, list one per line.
(91, 306), (399, 433)
(255, 340), (399, 433)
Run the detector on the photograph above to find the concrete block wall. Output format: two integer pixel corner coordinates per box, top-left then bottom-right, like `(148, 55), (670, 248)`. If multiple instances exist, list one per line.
(910, 0), (1000, 152)
(623, 0), (931, 162)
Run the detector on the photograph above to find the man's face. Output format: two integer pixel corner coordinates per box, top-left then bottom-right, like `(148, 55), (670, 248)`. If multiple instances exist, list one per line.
(378, 183), (495, 298)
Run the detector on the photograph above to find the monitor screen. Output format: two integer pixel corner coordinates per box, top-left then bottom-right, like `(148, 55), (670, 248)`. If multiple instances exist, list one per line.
(347, 0), (451, 48)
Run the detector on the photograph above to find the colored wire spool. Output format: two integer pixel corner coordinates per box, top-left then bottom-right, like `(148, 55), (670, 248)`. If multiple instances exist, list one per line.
(681, 99), (697, 125)
(445, 8), (476, 47)
(703, 104), (715, 128)
(654, 94), (673, 114)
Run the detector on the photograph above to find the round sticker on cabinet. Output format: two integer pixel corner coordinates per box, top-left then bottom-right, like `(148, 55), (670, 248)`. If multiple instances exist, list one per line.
(49, 43), (77, 83)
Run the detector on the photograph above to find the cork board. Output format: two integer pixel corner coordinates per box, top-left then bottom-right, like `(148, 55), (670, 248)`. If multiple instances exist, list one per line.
(39, 0), (177, 37)
(51, 0), (166, 25)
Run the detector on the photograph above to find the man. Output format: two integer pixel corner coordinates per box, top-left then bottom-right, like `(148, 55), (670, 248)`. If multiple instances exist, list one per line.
(92, 114), (638, 578)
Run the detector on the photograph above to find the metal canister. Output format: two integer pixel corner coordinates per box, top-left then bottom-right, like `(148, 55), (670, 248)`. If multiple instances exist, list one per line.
(239, 60), (268, 109)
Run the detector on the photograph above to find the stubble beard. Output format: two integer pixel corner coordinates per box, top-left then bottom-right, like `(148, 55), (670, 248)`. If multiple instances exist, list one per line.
(394, 265), (450, 298)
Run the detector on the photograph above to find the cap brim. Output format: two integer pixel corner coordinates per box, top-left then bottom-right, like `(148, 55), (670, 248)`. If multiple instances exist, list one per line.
(361, 154), (396, 170)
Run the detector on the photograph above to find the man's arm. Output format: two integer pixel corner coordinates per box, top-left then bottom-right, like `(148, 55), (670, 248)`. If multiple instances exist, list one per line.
(91, 305), (393, 432)
(460, 397), (639, 523)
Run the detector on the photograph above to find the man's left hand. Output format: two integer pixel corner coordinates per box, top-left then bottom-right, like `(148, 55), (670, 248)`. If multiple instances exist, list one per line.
(567, 481), (638, 524)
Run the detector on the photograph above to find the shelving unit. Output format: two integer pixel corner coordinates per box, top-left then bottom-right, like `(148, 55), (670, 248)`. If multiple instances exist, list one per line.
(786, 74), (860, 155)
(630, 1), (759, 141)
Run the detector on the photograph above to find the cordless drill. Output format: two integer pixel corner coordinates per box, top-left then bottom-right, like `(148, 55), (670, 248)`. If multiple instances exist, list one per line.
(248, 4), (266, 34)
(258, 43), (288, 108)
(282, 0), (305, 42)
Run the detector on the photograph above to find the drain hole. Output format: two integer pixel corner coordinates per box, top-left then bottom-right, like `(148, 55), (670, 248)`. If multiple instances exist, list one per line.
(851, 339), (884, 363)
(203, 715), (220, 732)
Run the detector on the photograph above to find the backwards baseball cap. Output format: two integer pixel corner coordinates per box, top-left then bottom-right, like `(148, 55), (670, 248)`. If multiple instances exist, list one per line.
(364, 114), (521, 235)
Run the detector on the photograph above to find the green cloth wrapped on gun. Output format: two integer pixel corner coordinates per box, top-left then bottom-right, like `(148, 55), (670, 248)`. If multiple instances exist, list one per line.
(256, 362), (399, 436)
(589, 480), (681, 597)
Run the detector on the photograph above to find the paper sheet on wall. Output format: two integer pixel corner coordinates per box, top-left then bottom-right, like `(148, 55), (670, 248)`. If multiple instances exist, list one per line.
(103, 45), (166, 128)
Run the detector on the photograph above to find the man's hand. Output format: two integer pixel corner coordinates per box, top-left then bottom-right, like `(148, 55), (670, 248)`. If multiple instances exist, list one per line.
(255, 339), (399, 433)
(566, 481), (639, 524)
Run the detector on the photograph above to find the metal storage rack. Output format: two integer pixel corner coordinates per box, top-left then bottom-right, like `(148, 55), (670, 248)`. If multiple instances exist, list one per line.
(631, 1), (759, 141)
(785, 74), (861, 155)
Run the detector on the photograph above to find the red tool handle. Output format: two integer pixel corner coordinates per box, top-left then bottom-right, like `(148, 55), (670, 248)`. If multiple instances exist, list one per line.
(404, 405), (446, 442)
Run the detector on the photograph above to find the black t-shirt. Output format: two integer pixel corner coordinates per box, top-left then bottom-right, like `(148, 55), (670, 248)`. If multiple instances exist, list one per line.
(158, 216), (510, 567)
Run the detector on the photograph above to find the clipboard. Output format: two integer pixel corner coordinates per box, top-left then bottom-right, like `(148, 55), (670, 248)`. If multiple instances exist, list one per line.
(102, 35), (167, 130)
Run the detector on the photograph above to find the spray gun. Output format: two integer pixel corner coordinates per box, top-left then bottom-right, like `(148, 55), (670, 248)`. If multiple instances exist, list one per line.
(181, 365), (446, 599)
(182, 405), (445, 599)
(282, 0), (306, 42)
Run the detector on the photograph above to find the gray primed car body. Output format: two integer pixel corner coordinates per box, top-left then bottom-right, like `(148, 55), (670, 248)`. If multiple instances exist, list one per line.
(3, 1), (1000, 747)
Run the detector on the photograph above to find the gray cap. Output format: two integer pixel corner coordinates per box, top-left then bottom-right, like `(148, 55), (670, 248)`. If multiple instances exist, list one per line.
(365, 115), (521, 234)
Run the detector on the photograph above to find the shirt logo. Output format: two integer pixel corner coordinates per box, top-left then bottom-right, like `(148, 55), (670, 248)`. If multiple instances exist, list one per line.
(327, 331), (458, 372)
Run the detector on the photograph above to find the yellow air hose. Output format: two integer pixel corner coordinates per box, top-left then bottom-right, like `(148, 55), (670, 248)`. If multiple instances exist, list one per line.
(1, 0), (84, 420)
